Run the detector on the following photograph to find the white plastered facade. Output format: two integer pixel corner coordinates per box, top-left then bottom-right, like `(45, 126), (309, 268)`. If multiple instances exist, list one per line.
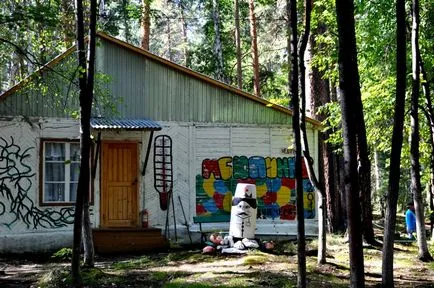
(0, 117), (319, 252)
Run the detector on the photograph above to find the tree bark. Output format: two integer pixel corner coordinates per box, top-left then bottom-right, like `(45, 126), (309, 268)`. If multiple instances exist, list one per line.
(82, 0), (97, 268)
(212, 0), (225, 82)
(410, 0), (433, 261)
(335, 0), (365, 286)
(234, 0), (242, 89)
(167, 21), (173, 62)
(326, 85), (345, 233)
(420, 59), (434, 212)
(288, 0), (306, 286)
(248, 0), (260, 97)
(179, 0), (189, 66)
(357, 123), (376, 245)
(141, 0), (151, 50)
(72, 0), (97, 284)
(381, 0), (407, 285)
(419, 57), (434, 241)
(122, 0), (131, 42)
(298, 0), (326, 265)
(72, 0), (87, 285)
(373, 148), (385, 217)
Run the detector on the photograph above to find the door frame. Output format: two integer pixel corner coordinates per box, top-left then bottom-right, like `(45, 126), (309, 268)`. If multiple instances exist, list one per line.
(100, 140), (140, 228)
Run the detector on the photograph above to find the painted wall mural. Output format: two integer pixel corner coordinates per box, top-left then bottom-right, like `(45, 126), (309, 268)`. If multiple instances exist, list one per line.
(0, 136), (74, 230)
(196, 156), (315, 221)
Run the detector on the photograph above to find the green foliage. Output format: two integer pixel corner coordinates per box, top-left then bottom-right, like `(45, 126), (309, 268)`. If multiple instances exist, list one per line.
(268, 97), (289, 108)
(317, 101), (343, 154)
(0, 0), (77, 92)
(3, 0), (434, 218)
(50, 248), (73, 262)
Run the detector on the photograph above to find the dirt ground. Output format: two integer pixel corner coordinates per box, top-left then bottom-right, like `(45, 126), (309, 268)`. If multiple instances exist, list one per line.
(1, 237), (434, 288)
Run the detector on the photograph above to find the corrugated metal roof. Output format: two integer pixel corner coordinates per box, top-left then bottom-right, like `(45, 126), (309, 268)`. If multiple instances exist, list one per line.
(90, 118), (162, 131)
(0, 33), (322, 129)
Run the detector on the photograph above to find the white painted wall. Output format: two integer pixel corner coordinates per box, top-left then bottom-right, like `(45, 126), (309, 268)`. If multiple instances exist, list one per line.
(0, 117), (319, 252)
(0, 117), (93, 253)
(143, 122), (319, 241)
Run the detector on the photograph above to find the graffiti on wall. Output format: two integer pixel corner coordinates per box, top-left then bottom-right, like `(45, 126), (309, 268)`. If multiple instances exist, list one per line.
(0, 136), (74, 229)
(196, 156), (315, 221)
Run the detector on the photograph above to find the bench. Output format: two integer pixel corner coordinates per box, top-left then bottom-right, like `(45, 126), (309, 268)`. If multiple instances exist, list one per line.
(193, 215), (230, 243)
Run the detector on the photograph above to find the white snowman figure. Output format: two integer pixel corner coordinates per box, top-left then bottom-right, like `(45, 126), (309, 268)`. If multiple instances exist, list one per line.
(229, 183), (257, 240)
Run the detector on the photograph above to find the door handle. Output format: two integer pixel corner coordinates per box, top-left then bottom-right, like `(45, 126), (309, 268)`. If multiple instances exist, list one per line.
(132, 178), (138, 185)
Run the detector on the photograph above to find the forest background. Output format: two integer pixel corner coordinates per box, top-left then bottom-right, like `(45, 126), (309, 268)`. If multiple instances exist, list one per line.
(2, 0), (433, 231)
(1, 0), (434, 286)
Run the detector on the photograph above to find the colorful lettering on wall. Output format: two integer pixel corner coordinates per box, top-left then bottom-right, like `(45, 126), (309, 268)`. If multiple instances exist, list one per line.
(0, 136), (74, 230)
(196, 156), (315, 221)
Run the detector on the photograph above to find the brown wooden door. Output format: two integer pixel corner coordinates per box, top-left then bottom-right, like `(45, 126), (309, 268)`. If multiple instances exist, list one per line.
(101, 142), (138, 228)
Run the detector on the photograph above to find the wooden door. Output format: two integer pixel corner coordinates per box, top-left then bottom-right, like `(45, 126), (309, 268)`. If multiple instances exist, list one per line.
(101, 142), (138, 228)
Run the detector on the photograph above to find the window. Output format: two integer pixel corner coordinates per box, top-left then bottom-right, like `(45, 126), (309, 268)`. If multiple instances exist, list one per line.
(41, 140), (80, 204)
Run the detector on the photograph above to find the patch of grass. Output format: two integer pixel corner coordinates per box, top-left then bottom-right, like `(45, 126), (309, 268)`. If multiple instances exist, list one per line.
(38, 267), (125, 288)
(327, 233), (347, 246)
(81, 267), (111, 285)
(306, 258), (318, 273)
(251, 271), (296, 287)
(166, 283), (215, 288)
(161, 250), (216, 265)
(242, 254), (268, 265)
(165, 271), (296, 288)
(38, 267), (70, 288)
(111, 256), (152, 270)
(306, 239), (318, 251)
(166, 281), (245, 288)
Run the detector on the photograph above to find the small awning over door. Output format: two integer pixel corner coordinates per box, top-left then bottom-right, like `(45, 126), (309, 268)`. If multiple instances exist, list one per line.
(90, 118), (162, 131)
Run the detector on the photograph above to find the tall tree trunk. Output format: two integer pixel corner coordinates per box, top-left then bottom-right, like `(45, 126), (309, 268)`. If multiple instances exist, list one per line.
(82, 0), (97, 268)
(335, 0), (365, 286)
(141, 0), (151, 50)
(420, 59), (434, 212)
(72, 0), (87, 285)
(167, 20), (173, 61)
(212, 0), (225, 82)
(381, 0), (407, 284)
(234, 0), (242, 89)
(338, 154), (347, 230)
(122, 0), (131, 42)
(72, 0), (97, 285)
(350, 21), (375, 244)
(179, 0), (189, 66)
(248, 0), (260, 97)
(327, 85), (345, 233)
(420, 58), (434, 241)
(410, 0), (433, 261)
(357, 123), (375, 245)
(298, 0), (326, 266)
(289, 0), (306, 286)
(373, 148), (385, 217)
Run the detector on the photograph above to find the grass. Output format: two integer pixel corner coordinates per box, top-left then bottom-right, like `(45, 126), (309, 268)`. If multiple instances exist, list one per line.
(111, 255), (153, 269)
(33, 234), (434, 287)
